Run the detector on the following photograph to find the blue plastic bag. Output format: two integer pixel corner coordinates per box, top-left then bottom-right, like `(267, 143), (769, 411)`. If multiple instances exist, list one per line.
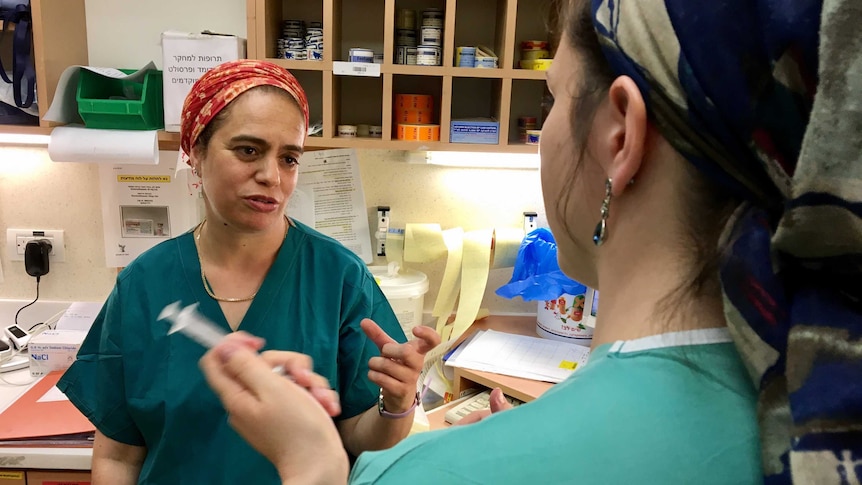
(496, 228), (586, 302)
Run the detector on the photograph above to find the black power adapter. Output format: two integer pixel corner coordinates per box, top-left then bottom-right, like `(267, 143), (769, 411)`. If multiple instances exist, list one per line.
(24, 239), (52, 277)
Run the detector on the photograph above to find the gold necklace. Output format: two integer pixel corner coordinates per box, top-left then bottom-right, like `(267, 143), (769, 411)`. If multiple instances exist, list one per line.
(194, 217), (289, 303)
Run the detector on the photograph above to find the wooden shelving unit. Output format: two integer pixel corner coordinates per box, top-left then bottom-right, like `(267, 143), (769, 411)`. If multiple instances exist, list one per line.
(247, 0), (553, 153)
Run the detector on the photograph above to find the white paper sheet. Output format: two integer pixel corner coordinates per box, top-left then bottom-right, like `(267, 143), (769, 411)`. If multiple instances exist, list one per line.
(55, 302), (103, 332)
(48, 127), (159, 165)
(288, 149), (373, 263)
(445, 329), (591, 383)
(162, 31), (245, 132)
(37, 386), (70, 403)
(99, 151), (199, 267)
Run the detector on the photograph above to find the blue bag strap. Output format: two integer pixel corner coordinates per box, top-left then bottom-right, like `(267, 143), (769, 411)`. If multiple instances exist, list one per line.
(0, 4), (35, 108)
(11, 4), (35, 108)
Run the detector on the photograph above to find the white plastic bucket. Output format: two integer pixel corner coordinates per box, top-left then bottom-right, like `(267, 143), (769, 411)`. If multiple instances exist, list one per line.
(536, 289), (595, 346)
(370, 266), (429, 339)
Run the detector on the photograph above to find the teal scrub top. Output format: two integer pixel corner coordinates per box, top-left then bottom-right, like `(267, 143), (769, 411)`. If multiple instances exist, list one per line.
(351, 329), (762, 484)
(58, 220), (406, 485)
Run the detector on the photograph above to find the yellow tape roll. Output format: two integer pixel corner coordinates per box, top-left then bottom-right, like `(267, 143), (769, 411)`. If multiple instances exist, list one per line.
(404, 223), (448, 263)
(491, 228), (524, 269)
(446, 229), (494, 342)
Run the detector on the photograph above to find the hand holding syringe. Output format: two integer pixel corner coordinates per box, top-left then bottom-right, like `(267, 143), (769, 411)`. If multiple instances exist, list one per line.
(159, 301), (342, 417)
(158, 301), (290, 377)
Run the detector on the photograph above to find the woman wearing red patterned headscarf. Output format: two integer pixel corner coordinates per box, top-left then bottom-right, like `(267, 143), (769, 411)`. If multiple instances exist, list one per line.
(58, 60), (438, 485)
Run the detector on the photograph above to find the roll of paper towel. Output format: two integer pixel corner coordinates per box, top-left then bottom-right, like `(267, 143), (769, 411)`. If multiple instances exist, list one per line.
(48, 127), (160, 165)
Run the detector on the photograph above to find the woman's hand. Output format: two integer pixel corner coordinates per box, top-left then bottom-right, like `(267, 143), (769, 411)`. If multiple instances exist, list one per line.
(453, 388), (514, 426)
(212, 332), (341, 416)
(361, 319), (441, 414)
(200, 338), (348, 484)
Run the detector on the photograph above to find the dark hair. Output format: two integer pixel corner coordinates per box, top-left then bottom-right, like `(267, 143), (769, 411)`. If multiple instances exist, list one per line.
(560, 0), (739, 311)
(193, 85), (302, 156)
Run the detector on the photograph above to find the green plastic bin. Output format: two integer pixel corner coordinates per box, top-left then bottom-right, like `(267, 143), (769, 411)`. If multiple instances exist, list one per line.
(76, 69), (164, 130)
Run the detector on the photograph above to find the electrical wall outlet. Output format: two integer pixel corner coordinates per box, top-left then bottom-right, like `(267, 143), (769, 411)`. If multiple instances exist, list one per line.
(5, 229), (66, 263)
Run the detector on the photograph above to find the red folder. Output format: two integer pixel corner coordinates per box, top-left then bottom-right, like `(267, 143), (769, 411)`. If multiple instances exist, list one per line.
(0, 370), (95, 442)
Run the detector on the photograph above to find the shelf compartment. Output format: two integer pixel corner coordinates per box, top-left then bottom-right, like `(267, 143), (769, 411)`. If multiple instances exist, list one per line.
(450, 77), (503, 145)
(390, 0), (449, 66)
(508, 79), (547, 146)
(512, 0), (555, 70)
(293, 70), (325, 136)
(452, 0), (512, 70)
(392, 74), (445, 141)
(259, 0), (325, 60)
(332, 75), (384, 139)
(331, 0), (385, 62)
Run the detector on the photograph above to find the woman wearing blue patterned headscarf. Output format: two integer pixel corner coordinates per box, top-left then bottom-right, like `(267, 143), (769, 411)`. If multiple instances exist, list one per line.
(590, 0), (862, 483)
(194, 0), (861, 484)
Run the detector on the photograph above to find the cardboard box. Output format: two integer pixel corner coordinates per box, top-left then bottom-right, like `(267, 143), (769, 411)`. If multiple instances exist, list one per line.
(28, 330), (88, 377)
(26, 470), (91, 485)
(450, 118), (500, 144)
(161, 31), (246, 132)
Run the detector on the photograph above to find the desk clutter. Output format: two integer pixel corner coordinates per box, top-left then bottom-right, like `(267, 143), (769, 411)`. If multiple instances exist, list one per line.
(0, 303), (100, 446)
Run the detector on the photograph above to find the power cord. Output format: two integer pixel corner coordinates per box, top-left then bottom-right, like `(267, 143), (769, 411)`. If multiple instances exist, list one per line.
(14, 275), (40, 328)
(0, 343), (37, 386)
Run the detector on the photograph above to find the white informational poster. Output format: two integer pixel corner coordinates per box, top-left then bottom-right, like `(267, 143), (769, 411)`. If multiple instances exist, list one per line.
(288, 149), (373, 263)
(99, 151), (199, 267)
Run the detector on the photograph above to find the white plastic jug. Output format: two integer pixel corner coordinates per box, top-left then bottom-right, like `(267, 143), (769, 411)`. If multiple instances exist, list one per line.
(369, 265), (429, 339)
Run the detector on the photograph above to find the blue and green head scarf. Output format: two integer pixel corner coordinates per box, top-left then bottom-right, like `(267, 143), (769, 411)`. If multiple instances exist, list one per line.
(591, 0), (862, 483)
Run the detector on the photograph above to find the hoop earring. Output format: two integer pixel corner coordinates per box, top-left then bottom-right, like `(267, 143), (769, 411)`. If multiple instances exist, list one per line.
(593, 178), (613, 246)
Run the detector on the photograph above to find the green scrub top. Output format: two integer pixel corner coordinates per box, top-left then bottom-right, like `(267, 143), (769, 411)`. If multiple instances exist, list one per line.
(351, 329), (762, 484)
(58, 220), (406, 485)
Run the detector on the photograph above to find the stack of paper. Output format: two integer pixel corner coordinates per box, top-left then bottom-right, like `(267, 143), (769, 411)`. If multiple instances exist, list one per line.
(54, 302), (102, 332)
(445, 330), (591, 383)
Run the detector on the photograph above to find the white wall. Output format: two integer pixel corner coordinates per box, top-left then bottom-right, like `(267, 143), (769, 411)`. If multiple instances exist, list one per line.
(0, 148), (544, 315)
(85, 0), (247, 68)
(0, 1), (546, 316)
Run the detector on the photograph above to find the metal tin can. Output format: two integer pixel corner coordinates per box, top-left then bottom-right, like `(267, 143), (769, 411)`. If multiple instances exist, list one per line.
(396, 46), (418, 65)
(338, 125), (358, 137)
(416, 45), (441, 66)
(420, 26), (442, 47)
(349, 48), (374, 63)
(422, 8), (444, 28)
(396, 8), (416, 30)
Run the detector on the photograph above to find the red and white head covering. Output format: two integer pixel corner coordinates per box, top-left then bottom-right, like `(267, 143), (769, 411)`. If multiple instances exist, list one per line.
(180, 59), (310, 164)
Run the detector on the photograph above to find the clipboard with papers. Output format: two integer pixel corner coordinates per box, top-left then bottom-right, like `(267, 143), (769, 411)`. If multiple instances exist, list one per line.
(445, 329), (591, 383)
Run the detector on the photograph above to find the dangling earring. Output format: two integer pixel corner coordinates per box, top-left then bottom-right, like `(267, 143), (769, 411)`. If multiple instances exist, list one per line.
(593, 178), (613, 246)
(192, 166), (199, 177)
